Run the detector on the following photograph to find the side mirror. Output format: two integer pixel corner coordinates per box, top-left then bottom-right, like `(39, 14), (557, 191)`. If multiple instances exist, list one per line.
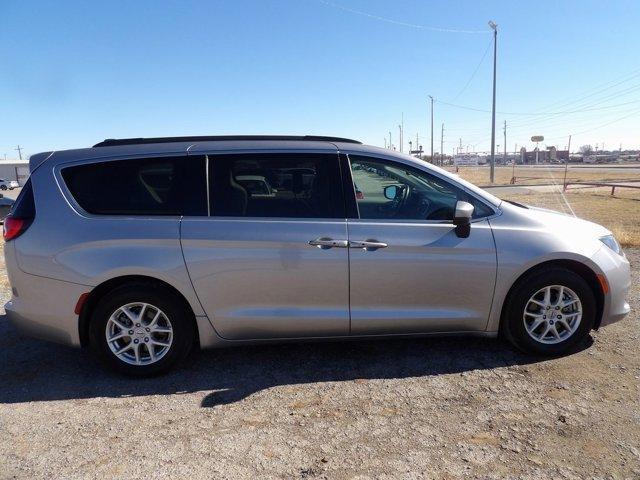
(383, 185), (401, 200)
(453, 200), (474, 238)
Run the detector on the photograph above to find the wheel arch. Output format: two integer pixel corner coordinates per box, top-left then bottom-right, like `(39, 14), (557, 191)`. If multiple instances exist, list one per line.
(499, 259), (605, 333)
(78, 275), (200, 348)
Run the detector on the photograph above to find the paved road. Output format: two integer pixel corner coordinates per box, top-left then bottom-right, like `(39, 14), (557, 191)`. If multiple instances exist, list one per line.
(484, 164), (640, 175)
(1, 187), (21, 201)
(524, 163), (640, 172)
(485, 181), (640, 196)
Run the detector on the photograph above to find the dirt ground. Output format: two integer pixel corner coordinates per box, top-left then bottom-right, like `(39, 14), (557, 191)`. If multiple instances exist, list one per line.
(0, 242), (638, 479)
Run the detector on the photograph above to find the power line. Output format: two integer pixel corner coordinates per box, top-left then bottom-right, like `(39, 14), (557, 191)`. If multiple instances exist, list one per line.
(316, 0), (489, 34)
(438, 85), (640, 116)
(546, 106), (640, 141)
(506, 105), (640, 133)
(504, 85), (640, 131)
(510, 83), (640, 125)
(466, 105), (640, 148)
(449, 37), (493, 102)
(529, 69), (640, 113)
(437, 66), (640, 117)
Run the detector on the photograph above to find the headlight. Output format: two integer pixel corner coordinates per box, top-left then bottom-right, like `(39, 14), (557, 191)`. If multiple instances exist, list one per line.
(600, 234), (622, 256)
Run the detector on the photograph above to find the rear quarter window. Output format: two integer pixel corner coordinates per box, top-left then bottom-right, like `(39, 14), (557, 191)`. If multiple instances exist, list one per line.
(61, 156), (207, 216)
(8, 177), (35, 218)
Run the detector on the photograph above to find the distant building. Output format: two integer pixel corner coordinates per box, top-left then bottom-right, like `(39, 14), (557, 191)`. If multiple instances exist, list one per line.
(518, 147), (568, 164)
(523, 149), (549, 164)
(453, 154), (483, 166)
(584, 153), (619, 164)
(555, 150), (569, 162)
(0, 159), (29, 185)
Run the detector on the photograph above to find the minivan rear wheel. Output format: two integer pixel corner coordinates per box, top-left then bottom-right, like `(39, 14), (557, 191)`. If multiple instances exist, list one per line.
(502, 267), (596, 356)
(89, 284), (195, 375)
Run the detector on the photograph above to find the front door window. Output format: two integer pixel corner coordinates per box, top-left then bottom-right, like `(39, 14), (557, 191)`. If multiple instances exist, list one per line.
(349, 155), (492, 221)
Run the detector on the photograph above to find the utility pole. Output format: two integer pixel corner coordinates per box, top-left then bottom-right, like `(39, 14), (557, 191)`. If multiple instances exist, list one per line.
(398, 125), (402, 153)
(511, 141), (517, 183)
(440, 123), (444, 166)
(503, 120), (507, 164)
(428, 95), (434, 163)
(488, 20), (498, 183)
(389, 131), (392, 150)
(401, 113), (404, 153)
(563, 134), (572, 190)
(15, 145), (23, 161)
(384, 138), (387, 149)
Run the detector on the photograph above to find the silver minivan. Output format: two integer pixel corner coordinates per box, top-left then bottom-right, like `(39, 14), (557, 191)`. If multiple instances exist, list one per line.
(3, 136), (630, 375)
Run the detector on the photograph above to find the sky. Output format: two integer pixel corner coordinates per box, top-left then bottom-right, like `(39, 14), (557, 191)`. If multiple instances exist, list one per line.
(2, 0), (640, 160)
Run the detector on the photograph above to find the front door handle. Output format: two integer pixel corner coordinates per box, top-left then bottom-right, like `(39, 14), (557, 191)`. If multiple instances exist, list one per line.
(349, 240), (388, 251)
(308, 237), (349, 249)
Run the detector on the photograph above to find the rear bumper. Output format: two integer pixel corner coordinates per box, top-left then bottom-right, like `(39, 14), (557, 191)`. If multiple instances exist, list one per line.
(5, 302), (77, 346)
(4, 270), (89, 348)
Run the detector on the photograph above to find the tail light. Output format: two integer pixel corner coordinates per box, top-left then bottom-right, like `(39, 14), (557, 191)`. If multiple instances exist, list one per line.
(3, 178), (35, 242)
(3, 217), (30, 241)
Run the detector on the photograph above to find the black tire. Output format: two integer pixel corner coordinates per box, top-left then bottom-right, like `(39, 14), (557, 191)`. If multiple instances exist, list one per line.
(89, 283), (195, 376)
(0, 185), (7, 190)
(502, 267), (596, 356)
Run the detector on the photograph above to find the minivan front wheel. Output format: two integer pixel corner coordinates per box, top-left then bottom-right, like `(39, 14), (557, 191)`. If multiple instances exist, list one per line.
(502, 267), (595, 356)
(89, 284), (195, 375)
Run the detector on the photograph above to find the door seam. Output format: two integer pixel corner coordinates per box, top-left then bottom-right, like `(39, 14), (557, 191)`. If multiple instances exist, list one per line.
(484, 218), (500, 332)
(346, 219), (352, 335)
(178, 217), (225, 338)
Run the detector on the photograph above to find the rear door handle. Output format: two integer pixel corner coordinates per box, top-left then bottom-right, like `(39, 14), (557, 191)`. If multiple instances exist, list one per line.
(349, 240), (388, 251)
(308, 237), (349, 249)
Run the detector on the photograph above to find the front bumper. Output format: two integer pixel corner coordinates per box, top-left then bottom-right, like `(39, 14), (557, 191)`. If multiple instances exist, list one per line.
(595, 246), (631, 328)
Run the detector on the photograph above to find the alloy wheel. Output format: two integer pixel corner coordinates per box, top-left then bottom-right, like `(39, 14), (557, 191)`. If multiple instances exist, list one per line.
(523, 285), (582, 345)
(105, 302), (173, 365)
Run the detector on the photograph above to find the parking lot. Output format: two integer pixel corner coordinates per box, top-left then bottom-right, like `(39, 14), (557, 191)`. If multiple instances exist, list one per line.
(0, 239), (638, 479)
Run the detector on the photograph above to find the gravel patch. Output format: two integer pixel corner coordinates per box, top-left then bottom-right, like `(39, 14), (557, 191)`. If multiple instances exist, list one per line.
(0, 249), (638, 479)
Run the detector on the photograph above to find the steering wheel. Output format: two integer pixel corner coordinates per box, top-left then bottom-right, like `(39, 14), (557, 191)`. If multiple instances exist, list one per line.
(391, 184), (410, 218)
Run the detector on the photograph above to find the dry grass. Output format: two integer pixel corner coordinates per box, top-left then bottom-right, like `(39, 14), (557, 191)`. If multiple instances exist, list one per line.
(449, 165), (640, 187)
(498, 187), (640, 247)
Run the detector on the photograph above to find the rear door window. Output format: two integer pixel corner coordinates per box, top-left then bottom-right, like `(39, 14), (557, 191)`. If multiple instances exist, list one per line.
(61, 156), (207, 216)
(208, 153), (344, 218)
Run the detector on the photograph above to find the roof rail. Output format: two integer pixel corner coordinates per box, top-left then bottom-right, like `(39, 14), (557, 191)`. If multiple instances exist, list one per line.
(93, 135), (362, 148)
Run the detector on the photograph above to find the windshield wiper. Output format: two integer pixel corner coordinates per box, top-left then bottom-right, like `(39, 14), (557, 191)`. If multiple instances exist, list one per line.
(502, 199), (528, 208)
